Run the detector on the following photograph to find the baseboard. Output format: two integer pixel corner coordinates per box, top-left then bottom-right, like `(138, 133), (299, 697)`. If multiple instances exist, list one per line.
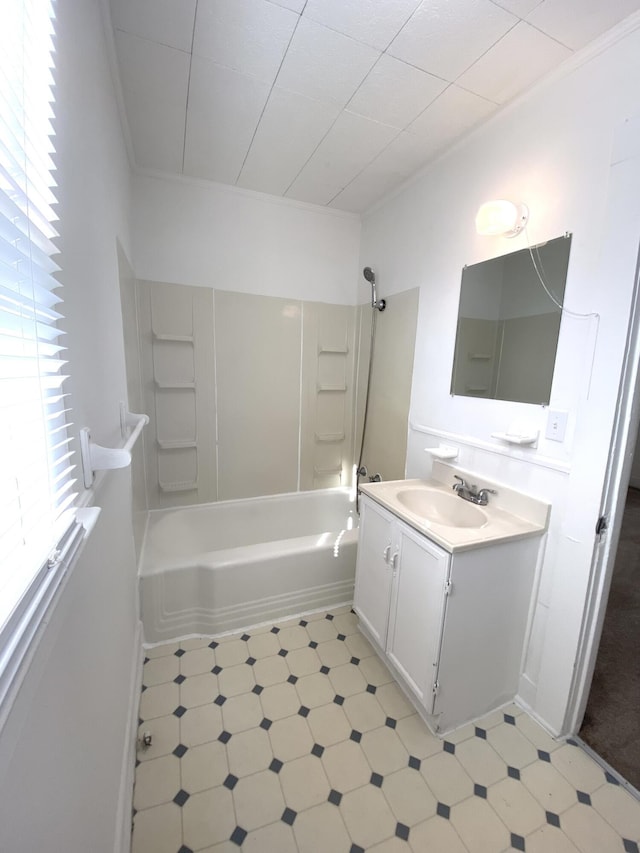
(114, 619), (144, 853)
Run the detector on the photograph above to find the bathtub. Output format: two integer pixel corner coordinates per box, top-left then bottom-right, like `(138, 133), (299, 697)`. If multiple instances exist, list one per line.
(139, 488), (358, 643)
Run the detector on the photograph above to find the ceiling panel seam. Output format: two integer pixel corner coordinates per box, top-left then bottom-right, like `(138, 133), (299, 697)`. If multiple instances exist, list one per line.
(181, 0), (200, 174)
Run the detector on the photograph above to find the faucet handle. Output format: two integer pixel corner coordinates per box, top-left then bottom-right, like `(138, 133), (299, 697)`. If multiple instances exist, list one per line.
(452, 474), (466, 492)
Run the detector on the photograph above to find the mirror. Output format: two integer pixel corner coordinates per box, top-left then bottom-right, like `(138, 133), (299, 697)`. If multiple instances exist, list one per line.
(450, 234), (572, 405)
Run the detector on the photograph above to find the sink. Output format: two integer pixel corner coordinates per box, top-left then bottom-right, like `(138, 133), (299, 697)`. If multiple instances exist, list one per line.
(396, 488), (488, 529)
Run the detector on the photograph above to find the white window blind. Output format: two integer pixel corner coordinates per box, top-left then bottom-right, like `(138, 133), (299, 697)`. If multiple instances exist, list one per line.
(0, 0), (80, 646)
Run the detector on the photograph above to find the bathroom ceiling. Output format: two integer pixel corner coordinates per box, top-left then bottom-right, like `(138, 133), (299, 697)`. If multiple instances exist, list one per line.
(108, 0), (640, 213)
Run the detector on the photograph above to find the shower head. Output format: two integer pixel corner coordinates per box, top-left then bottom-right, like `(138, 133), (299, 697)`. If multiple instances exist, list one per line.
(362, 266), (385, 311)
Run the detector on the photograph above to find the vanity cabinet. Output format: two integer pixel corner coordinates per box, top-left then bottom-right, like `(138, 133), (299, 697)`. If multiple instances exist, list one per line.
(354, 494), (542, 733)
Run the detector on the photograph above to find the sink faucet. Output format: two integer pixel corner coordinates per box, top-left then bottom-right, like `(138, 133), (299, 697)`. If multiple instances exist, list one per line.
(452, 475), (497, 506)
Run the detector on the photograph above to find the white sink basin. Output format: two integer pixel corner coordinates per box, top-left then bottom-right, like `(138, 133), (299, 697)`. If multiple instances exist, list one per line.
(396, 488), (488, 529)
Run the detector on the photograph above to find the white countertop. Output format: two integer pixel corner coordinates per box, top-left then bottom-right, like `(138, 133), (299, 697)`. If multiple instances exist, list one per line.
(359, 475), (549, 553)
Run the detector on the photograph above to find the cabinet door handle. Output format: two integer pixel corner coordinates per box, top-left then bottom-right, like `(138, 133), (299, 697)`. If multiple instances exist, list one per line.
(391, 550), (399, 572)
(383, 544), (391, 563)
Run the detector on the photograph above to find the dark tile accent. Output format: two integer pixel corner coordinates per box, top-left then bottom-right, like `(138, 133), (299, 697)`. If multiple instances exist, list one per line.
(577, 790), (591, 806)
(443, 741), (455, 755)
(173, 789), (190, 807)
(269, 758), (283, 774)
(174, 649), (185, 657)
(320, 665), (330, 675)
(366, 684), (377, 694)
(230, 826), (247, 846)
(173, 744), (188, 758)
(370, 772), (384, 788)
(328, 789), (342, 806)
(177, 846), (193, 853)
(337, 634), (346, 641)
(173, 705), (187, 718)
(299, 620), (308, 627)
(546, 811), (561, 828)
(508, 766), (521, 781)
(287, 675), (298, 685)
(351, 608), (356, 614)
(605, 770), (620, 786)
(623, 840), (640, 853)
(350, 730), (362, 743)
(214, 695), (227, 706)
(245, 656), (256, 666)
(511, 832), (526, 851)
(333, 694), (345, 706)
(218, 730), (231, 744)
(135, 759), (140, 768)
(298, 705), (310, 718)
(241, 633), (250, 642)
(325, 614), (334, 621)
(504, 713), (516, 725)
(350, 845), (365, 853)
(252, 684), (264, 695)
(385, 717), (397, 729)
(537, 750), (551, 763)
(475, 726), (487, 740)
(174, 674), (186, 685)
(260, 717), (272, 731)
(281, 807), (297, 826)
(566, 738), (578, 746)
(132, 808), (137, 817)
(396, 822), (410, 841)
(350, 656), (361, 665)
(270, 626), (280, 634)
(141, 685), (147, 692)
(138, 717), (143, 726)
(474, 784), (487, 799)
(143, 657), (149, 664)
(311, 743), (325, 758)
(278, 648), (288, 657)
(212, 665), (222, 675)
(223, 774), (239, 790)
(208, 640), (218, 649)
(408, 755), (421, 770)
(437, 802), (450, 819)
(309, 641), (318, 649)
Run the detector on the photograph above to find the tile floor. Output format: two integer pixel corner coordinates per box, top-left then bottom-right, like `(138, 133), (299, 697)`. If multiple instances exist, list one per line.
(132, 606), (640, 853)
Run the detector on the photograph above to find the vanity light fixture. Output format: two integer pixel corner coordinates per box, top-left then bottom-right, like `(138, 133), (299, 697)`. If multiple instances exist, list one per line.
(475, 199), (529, 237)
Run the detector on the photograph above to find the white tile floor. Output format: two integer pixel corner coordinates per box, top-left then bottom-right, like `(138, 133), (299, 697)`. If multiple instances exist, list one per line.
(132, 606), (640, 853)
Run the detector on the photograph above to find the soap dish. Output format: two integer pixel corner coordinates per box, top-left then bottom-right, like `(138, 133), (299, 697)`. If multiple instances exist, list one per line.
(425, 444), (459, 460)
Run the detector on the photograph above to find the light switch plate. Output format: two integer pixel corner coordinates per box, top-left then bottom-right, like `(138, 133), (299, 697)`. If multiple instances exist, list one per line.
(546, 410), (568, 442)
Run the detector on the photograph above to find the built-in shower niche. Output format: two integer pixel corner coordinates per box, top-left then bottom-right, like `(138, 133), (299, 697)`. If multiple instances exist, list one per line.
(137, 281), (216, 508)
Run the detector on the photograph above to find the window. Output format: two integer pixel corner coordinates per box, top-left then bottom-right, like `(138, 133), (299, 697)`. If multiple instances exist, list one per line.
(0, 0), (82, 697)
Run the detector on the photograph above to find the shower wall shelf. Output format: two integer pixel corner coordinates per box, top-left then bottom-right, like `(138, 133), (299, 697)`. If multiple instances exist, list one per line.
(491, 431), (539, 447)
(469, 353), (492, 360)
(159, 480), (198, 493)
(425, 444), (459, 461)
(80, 406), (149, 489)
(315, 432), (346, 443)
(154, 379), (196, 390)
(318, 345), (349, 354)
(157, 439), (198, 450)
(152, 332), (195, 343)
(317, 383), (347, 392)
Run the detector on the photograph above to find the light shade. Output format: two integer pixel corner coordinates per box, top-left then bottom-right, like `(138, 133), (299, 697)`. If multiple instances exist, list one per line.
(475, 200), (529, 237)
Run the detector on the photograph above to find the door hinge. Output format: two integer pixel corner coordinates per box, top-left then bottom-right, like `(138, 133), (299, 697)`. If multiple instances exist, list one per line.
(595, 515), (608, 539)
(444, 578), (453, 596)
(432, 680), (440, 696)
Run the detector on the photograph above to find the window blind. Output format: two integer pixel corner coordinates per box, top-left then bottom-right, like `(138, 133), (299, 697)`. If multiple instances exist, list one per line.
(0, 0), (79, 643)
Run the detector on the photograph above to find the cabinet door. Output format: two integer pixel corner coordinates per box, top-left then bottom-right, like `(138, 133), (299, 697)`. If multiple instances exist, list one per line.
(354, 498), (394, 649)
(386, 523), (449, 708)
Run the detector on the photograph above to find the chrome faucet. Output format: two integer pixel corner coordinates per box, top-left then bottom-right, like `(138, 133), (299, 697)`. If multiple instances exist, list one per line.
(452, 475), (497, 506)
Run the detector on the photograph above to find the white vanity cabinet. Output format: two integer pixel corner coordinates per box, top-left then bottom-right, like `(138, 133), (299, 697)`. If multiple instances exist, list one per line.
(354, 494), (542, 733)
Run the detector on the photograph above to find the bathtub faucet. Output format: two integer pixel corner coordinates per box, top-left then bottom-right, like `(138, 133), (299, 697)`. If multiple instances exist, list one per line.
(369, 473), (382, 483)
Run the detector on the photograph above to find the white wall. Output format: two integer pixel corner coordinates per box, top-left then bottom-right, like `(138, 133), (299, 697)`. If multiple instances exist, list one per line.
(361, 23), (640, 734)
(0, 1), (138, 850)
(133, 172), (362, 304)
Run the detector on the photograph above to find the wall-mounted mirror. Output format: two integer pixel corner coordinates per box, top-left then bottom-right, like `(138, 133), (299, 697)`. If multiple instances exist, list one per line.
(450, 234), (572, 405)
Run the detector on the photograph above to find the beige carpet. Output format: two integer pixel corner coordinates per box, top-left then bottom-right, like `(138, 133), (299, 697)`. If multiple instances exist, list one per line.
(580, 487), (640, 790)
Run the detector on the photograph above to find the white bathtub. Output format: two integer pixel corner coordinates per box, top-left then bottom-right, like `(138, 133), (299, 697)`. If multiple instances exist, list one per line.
(139, 488), (358, 642)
